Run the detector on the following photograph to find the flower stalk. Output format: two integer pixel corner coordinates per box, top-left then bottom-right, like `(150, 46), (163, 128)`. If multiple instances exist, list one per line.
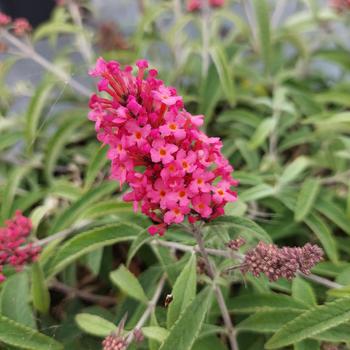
(0, 29), (92, 97)
(191, 224), (239, 350)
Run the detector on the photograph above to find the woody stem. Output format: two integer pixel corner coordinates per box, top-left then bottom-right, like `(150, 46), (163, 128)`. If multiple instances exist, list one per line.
(191, 224), (239, 350)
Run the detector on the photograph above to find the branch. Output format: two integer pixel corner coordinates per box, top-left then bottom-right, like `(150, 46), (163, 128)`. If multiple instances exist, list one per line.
(67, 0), (94, 64)
(125, 274), (166, 345)
(191, 224), (239, 350)
(51, 280), (117, 306)
(299, 272), (343, 290)
(0, 29), (92, 97)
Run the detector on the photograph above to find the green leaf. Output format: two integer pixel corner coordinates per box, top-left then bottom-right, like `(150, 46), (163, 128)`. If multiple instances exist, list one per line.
(49, 181), (117, 233)
(210, 45), (236, 106)
(0, 315), (62, 349)
(34, 22), (78, 42)
(294, 178), (320, 222)
(44, 115), (85, 182)
(127, 229), (152, 266)
(25, 79), (55, 152)
(248, 118), (277, 149)
(46, 223), (140, 278)
(110, 264), (148, 303)
(31, 262), (50, 314)
(142, 327), (169, 343)
(237, 310), (302, 333)
(265, 298), (350, 349)
(209, 216), (272, 243)
(294, 339), (319, 350)
(279, 156), (310, 185)
(167, 254), (197, 328)
(239, 183), (276, 202)
(0, 131), (22, 152)
(305, 213), (338, 263)
(228, 294), (307, 313)
(327, 285), (350, 298)
(315, 199), (350, 236)
(75, 313), (116, 337)
(1, 164), (32, 221)
(0, 272), (35, 328)
(159, 287), (212, 350)
(252, 0), (271, 73)
(84, 146), (108, 191)
(292, 276), (316, 307)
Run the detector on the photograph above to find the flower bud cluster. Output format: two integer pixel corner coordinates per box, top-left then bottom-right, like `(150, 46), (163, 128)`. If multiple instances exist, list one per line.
(186, 0), (225, 12)
(0, 12), (31, 36)
(0, 211), (40, 282)
(89, 58), (237, 235)
(242, 241), (324, 282)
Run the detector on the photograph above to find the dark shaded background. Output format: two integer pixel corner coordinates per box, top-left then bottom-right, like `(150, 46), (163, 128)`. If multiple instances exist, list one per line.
(0, 0), (55, 27)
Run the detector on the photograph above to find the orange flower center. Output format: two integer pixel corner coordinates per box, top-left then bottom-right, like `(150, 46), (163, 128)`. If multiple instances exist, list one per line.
(217, 189), (224, 196)
(169, 123), (177, 130)
(135, 131), (142, 139)
(159, 148), (167, 156)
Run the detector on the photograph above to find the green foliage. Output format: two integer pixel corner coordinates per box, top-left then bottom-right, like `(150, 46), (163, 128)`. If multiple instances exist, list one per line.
(0, 1), (350, 349)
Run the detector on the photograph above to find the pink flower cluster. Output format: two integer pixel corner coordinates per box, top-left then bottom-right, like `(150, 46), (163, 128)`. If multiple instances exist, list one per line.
(187, 0), (225, 12)
(0, 211), (40, 282)
(330, 0), (350, 11)
(89, 58), (237, 235)
(102, 334), (127, 350)
(13, 18), (32, 36)
(0, 12), (31, 36)
(0, 12), (11, 26)
(242, 242), (324, 282)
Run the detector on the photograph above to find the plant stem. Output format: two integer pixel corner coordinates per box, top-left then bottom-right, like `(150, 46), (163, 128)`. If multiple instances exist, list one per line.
(51, 280), (116, 305)
(300, 272), (342, 289)
(0, 30), (92, 97)
(67, 0), (94, 64)
(125, 274), (166, 345)
(191, 224), (239, 350)
(152, 238), (243, 260)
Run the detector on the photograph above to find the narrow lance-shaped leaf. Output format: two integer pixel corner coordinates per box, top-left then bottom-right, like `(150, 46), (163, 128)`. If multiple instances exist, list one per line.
(252, 0), (271, 74)
(45, 223), (141, 278)
(110, 264), (148, 303)
(159, 287), (212, 350)
(0, 315), (63, 350)
(31, 262), (50, 314)
(294, 178), (320, 222)
(167, 254), (197, 328)
(75, 313), (116, 337)
(210, 45), (236, 106)
(265, 297), (350, 349)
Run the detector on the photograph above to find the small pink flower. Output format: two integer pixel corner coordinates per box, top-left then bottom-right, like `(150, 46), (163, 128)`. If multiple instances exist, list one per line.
(176, 149), (197, 173)
(189, 169), (214, 194)
(159, 111), (186, 140)
(150, 139), (178, 164)
(152, 86), (182, 106)
(13, 18), (32, 36)
(212, 181), (237, 204)
(148, 223), (166, 236)
(164, 206), (190, 224)
(126, 120), (151, 147)
(192, 194), (212, 218)
(0, 12), (11, 26)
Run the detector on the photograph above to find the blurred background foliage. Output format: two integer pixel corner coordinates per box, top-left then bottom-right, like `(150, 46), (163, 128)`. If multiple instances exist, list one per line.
(0, 0), (350, 349)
